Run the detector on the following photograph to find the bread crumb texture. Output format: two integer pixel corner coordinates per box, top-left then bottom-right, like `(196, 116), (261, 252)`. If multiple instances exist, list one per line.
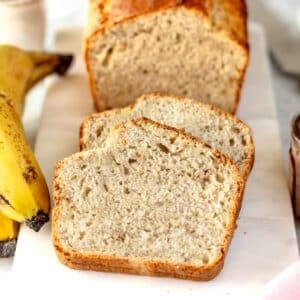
(82, 94), (254, 178)
(86, 2), (248, 112)
(54, 119), (243, 276)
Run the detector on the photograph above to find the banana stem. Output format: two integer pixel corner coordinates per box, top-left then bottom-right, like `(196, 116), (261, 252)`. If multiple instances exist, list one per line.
(0, 45), (73, 115)
(24, 211), (49, 232)
(0, 239), (17, 258)
(0, 212), (19, 257)
(27, 52), (73, 90)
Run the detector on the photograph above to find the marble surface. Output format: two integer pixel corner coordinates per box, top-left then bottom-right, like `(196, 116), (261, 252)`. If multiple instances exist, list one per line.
(7, 23), (298, 299)
(248, 0), (300, 246)
(0, 4), (298, 300)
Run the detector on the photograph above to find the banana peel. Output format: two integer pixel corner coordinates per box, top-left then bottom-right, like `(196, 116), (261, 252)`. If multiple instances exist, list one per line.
(0, 45), (73, 114)
(0, 45), (73, 234)
(0, 99), (50, 230)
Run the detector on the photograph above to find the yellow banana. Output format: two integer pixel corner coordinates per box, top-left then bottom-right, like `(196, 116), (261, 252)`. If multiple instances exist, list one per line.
(0, 99), (50, 229)
(0, 213), (19, 257)
(0, 45), (73, 114)
(0, 45), (73, 231)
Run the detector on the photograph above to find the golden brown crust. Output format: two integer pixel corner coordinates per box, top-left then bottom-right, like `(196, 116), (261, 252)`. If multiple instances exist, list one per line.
(53, 117), (245, 281)
(79, 92), (255, 179)
(85, 0), (249, 112)
(129, 117), (246, 187)
(86, 0), (247, 46)
(79, 107), (124, 151)
(227, 0), (249, 113)
(98, 0), (208, 24)
(210, 0), (248, 48)
(53, 224), (225, 281)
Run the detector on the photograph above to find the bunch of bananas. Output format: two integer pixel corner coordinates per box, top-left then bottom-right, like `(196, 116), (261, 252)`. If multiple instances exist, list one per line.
(0, 45), (72, 257)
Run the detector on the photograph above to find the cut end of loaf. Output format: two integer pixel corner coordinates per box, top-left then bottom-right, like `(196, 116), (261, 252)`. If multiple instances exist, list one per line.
(54, 118), (243, 280)
(86, 6), (248, 113)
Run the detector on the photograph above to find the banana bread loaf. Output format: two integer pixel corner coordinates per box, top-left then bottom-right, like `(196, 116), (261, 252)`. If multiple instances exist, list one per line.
(84, 0), (249, 113)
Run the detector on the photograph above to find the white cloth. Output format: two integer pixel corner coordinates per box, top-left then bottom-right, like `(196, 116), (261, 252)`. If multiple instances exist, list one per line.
(248, 0), (300, 75)
(262, 261), (300, 300)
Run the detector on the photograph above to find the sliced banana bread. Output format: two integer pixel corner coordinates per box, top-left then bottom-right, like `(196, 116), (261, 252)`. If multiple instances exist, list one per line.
(85, 0), (249, 113)
(80, 94), (254, 179)
(53, 118), (244, 281)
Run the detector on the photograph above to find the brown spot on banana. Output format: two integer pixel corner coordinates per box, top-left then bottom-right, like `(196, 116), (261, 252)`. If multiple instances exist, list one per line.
(22, 166), (38, 183)
(22, 154), (32, 166)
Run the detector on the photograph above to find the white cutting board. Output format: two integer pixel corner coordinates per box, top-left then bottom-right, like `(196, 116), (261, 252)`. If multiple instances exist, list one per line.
(10, 23), (299, 299)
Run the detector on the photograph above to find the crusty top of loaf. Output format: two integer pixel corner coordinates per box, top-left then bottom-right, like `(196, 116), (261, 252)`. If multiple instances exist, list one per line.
(86, 0), (248, 48)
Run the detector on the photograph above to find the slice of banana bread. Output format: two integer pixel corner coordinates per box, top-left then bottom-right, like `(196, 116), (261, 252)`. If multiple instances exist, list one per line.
(53, 118), (244, 281)
(85, 0), (249, 113)
(80, 93), (254, 178)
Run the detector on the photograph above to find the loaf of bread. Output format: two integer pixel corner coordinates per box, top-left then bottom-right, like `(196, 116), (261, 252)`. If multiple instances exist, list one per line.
(84, 0), (249, 113)
(53, 118), (244, 280)
(80, 93), (254, 178)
